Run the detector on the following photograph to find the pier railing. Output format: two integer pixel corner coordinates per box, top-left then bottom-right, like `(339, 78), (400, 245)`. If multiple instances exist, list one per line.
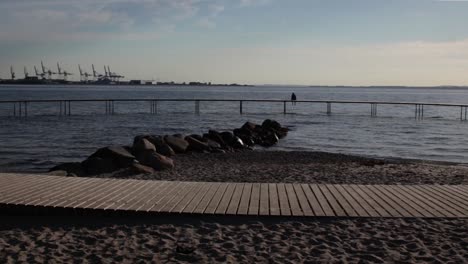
(0, 99), (467, 120)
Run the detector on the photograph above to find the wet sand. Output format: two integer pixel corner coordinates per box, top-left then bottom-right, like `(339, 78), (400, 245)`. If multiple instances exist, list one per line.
(100, 151), (468, 185)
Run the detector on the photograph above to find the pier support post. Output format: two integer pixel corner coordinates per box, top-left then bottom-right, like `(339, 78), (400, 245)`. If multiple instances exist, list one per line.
(326, 102), (331, 115)
(150, 100), (158, 114)
(13, 102), (16, 117)
(24, 102), (28, 117)
(283, 101), (286, 114)
(240, 101), (243, 115)
(195, 100), (200, 115)
(415, 104), (424, 120)
(371, 103), (378, 117)
(461, 106), (467, 121)
(68, 101), (71, 116)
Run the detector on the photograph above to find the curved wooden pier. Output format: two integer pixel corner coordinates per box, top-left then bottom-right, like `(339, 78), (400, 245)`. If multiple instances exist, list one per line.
(0, 173), (466, 218)
(1, 99), (467, 120)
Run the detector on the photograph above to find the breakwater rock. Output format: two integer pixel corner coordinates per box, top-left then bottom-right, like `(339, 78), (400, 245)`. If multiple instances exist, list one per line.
(49, 119), (289, 177)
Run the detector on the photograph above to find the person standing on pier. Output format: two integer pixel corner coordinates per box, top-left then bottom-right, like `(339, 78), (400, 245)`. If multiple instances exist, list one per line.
(291, 92), (297, 105)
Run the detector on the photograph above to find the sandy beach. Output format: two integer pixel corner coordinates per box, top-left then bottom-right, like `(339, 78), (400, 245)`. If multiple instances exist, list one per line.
(0, 216), (467, 263)
(2, 150), (467, 263)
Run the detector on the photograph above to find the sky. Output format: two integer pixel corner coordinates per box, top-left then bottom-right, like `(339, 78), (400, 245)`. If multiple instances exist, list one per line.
(1, 0), (468, 86)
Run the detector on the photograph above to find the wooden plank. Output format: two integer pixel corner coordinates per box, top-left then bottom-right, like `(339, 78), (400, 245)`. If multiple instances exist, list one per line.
(248, 183), (261, 215)
(307, 184), (332, 216)
(1, 176), (66, 204)
(183, 182), (214, 214)
(406, 186), (460, 217)
(114, 180), (162, 211)
(336, 185), (371, 217)
(193, 182), (221, 214)
(160, 182), (198, 213)
(415, 186), (468, 215)
(379, 185), (431, 217)
(388, 185), (442, 217)
(150, 182), (190, 212)
(268, 183), (280, 216)
(326, 185), (359, 217)
(101, 180), (150, 210)
(237, 183), (252, 215)
(426, 185), (468, 208)
(81, 180), (137, 209)
(226, 183), (244, 215)
(3, 176), (72, 205)
(293, 184), (313, 216)
(368, 185), (420, 217)
(215, 183), (236, 215)
(0, 174), (44, 196)
(171, 183), (204, 213)
(439, 186), (468, 202)
(443, 185), (468, 198)
(134, 181), (177, 211)
(318, 185), (345, 216)
(285, 184), (303, 216)
(259, 183), (270, 216)
(31, 177), (100, 206)
(56, 178), (120, 208)
(204, 183), (229, 214)
(277, 184), (291, 216)
(351, 185), (393, 217)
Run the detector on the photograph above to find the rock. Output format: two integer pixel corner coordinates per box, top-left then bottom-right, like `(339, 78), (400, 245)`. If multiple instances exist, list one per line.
(49, 162), (86, 176)
(205, 130), (226, 148)
(260, 132), (279, 147)
(133, 138), (156, 153)
(88, 146), (136, 168)
(190, 134), (206, 142)
(205, 138), (221, 149)
(262, 119), (282, 131)
(164, 135), (189, 153)
(140, 152), (174, 171)
(129, 163), (155, 174)
(133, 138), (157, 161)
(231, 136), (246, 149)
(81, 156), (119, 175)
(140, 135), (176, 157)
(220, 131), (235, 145)
(185, 136), (210, 152)
(233, 129), (255, 146)
(241, 121), (258, 132)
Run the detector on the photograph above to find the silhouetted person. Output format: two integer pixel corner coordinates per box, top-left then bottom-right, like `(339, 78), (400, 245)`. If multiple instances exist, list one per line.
(291, 92), (297, 105)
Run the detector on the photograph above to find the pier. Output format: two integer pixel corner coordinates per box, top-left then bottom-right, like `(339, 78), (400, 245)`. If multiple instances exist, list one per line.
(1, 99), (468, 121)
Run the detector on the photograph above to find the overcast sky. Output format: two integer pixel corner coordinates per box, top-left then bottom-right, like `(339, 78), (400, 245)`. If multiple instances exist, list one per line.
(1, 0), (468, 86)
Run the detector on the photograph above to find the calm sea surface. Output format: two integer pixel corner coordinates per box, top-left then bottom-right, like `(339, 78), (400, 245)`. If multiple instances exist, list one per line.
(1, 85), (468, 172)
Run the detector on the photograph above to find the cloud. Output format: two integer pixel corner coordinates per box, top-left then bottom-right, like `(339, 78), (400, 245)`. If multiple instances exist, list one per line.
(0, 0), (215, 42)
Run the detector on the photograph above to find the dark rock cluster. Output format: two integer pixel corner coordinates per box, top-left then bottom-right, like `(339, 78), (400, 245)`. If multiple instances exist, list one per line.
(49, 119), (288, 177)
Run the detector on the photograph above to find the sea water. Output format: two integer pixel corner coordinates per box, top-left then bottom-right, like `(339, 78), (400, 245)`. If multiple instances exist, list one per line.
(1, 85), (468, 172)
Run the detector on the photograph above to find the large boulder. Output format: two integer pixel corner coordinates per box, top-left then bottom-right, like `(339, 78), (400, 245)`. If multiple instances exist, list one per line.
(205, 130), (226, 148)
(262, 119), (282, 131)
(88, 146), (136, 168)
(164, 135), (189, 153)
(133, 138), (156, 160)
(220, 131), (235, 145)
(185, 136), (210, 152)
(140, 152), (174, 171)
(139, 135), (176, 157)
(241, 121), (258, 133)
(231, 136), (246, 149)
(81, 156), (120, 175)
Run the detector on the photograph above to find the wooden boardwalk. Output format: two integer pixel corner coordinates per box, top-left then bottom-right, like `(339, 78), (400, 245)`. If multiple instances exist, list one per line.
(0, 173), (467, 218)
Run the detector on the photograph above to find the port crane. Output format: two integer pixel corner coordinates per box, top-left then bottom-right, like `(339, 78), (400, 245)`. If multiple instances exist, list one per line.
(57, 63), (72, 80)
(41, 61), (56, 80)
(10, 66), (15, 80)
(34, 66), (46, 79)
(78, 65), (92, 82)
(24, 66), (29, 78)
